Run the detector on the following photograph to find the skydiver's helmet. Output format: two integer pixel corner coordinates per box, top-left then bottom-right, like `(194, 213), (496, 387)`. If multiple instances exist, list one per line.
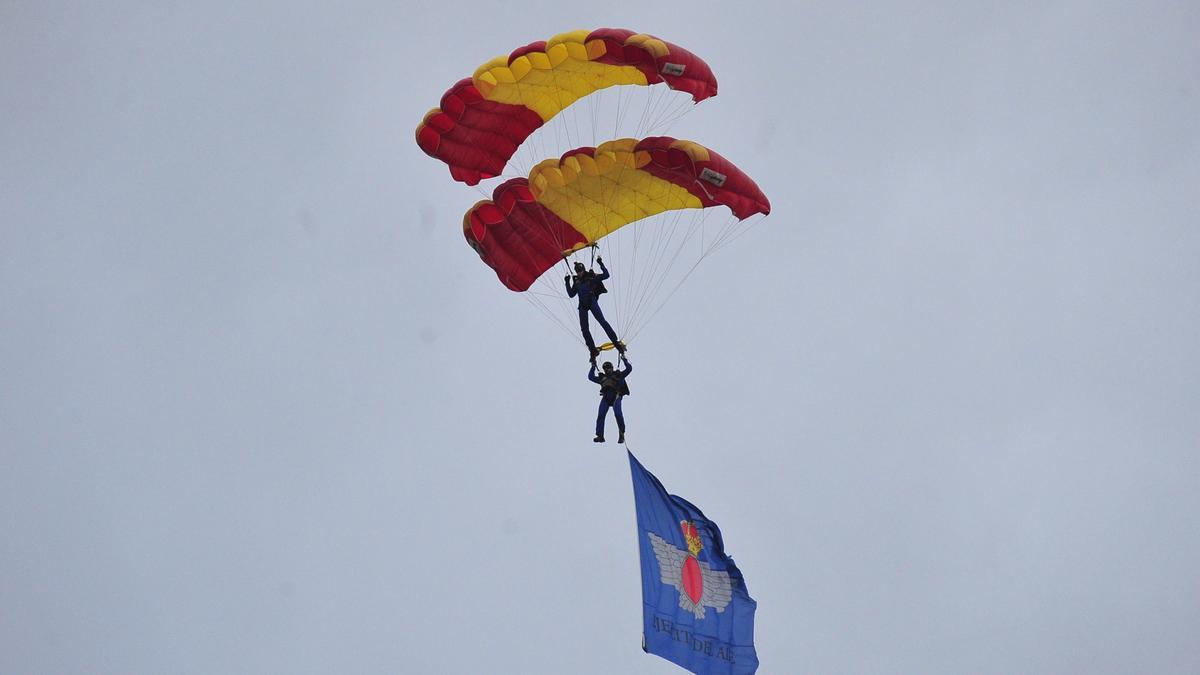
(602, 362), (614, 372)
(573, 262), (587, 276)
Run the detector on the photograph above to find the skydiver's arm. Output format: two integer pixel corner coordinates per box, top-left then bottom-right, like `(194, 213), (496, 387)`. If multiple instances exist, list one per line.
(588, 364), (601, 383)
(565, 276), (577, 297)
(621, 359), (632, 376)
(596, 259), (610, 281)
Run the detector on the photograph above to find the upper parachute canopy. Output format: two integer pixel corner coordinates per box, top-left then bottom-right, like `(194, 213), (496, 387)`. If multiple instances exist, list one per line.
(416, 29), (718, 185)
(463, 137), (770, 292)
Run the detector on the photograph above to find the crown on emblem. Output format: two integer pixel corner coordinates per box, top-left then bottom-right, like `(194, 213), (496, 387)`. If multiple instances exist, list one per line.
(680, 520), (703, 557)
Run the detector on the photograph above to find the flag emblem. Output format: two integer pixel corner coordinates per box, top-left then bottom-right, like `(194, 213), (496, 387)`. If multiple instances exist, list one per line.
(648, 521), (734, 620)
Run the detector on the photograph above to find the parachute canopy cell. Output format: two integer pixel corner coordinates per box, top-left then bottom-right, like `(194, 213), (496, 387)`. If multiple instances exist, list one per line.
(416, 29), (718, 185)
(463, 137), (770, 292)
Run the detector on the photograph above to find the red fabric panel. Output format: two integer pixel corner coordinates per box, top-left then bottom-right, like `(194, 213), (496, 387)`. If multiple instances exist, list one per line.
(508, 41), (548, 65)
(416, 79), (544, 186)
(587, 28), (718, 102)
(463, 179), (587, 291)
(632, 137), (771, 219)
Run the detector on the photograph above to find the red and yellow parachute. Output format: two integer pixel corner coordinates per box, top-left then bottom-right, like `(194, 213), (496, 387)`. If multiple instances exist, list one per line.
(416, 29), (716, 185)
(416, 29), (770, 347)
(463, 137), (770, 292)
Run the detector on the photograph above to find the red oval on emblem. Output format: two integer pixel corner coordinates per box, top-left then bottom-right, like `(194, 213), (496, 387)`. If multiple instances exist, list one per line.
(681, 555), (703, 605)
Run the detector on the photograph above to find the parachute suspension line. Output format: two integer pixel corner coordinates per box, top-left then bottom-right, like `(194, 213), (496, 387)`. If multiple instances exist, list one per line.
(611, 173), (631, 337)
(626, 255), (705, 346)
(639, 87), (685, 136)
(652, 88), (681, 132)
(613, 84), (624, 140)
(626, 207), (693, 325)
(643, 86), (673, 134)
(573, 88), (584, 153)
(525, 244), (580, 343)
(609, 209), (637, 337)
(620, 206), (680, 332)
(524, 287), (571, 300)
(629, 208), (720, 340)
(588, 89), (597, 148)
(548, 60), (579, 155)
(625, 212), (737, 345)
(634, 84), (657, 138)
(618, 167), (639, 339)
(653, 95), (689, 130)
(615, 85), (638, 138)
(706, 213), (763, 256)
(649, 86), (672, 133)
(624, 208), (708, 337)
(508, 78), (533, 178)
(646, 95), (695, 135)
(599, 138), (641, 339)
(644, 210), (700, 321)
(636, 86), (656, 136)
(521, 287), (582, 346)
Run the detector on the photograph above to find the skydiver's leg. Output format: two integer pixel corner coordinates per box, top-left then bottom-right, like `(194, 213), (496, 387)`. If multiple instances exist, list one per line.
(613, 397), (625, 434)
(589, 303), (620, 346)
(578, 307), (597, 352)
(596, 398), (611, 439)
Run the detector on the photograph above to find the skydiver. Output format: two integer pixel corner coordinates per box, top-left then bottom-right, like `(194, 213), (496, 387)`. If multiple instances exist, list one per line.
(565, 256), (624, 362)
(589, 355), (632, 444)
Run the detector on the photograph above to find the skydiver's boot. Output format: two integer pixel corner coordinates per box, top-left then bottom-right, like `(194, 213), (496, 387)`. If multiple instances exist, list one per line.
(589, 346), (600, 361)
(615, 340), (626, 354)
(593, 435), (605, 443)
(618, 432), (625, 444)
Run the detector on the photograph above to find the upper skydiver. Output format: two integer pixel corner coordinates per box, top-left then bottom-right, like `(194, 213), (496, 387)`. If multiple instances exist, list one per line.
(565, 256), (625, 362)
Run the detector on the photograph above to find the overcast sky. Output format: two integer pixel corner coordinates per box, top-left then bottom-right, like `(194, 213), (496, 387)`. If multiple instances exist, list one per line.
(3, 2), (1199, 673)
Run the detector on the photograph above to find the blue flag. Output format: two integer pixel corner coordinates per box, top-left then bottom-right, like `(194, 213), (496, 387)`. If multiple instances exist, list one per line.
(628, 451), (758, 674)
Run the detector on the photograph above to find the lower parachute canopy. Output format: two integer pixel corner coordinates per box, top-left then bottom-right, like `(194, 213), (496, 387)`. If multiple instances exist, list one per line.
(463, 137), (770, 292)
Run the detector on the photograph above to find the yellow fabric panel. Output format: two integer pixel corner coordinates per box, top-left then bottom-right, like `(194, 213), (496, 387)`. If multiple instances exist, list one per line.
(668, 139), (711, 162)
(471, 31), (650, 121)
(508, 55), (533, 81)
(525, 51), (553, 70)
(528, 139), (648, 197)
(545, 42), (570, 68)
(545, 29), (593, 48)
(529, 141), (704, 243)
(593, 138), (652, 170)
(586, 40), (607, 60)
(626, 34), (670, 58)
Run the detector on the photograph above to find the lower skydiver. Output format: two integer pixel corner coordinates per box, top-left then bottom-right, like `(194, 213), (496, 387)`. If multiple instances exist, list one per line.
(589, 355), (632, 443)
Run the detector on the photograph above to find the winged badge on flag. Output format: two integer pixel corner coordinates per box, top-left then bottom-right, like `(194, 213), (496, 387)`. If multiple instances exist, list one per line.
(649, 524), (733, 620)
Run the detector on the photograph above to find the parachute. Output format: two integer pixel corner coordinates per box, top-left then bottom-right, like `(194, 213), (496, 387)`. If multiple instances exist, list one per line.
(416, 30), (769, 349)
(416, 29), (717, 185)
(464, 137), (769, 292)
(463, 137), (769, 345)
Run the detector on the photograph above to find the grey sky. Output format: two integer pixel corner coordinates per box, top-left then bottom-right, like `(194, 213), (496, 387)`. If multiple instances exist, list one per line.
(3, 2), (1198, 673)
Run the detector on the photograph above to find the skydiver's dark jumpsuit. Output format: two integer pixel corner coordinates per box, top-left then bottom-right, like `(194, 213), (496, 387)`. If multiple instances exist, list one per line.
(589, 359), (632, 438)
(565, 261), (620, 353)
